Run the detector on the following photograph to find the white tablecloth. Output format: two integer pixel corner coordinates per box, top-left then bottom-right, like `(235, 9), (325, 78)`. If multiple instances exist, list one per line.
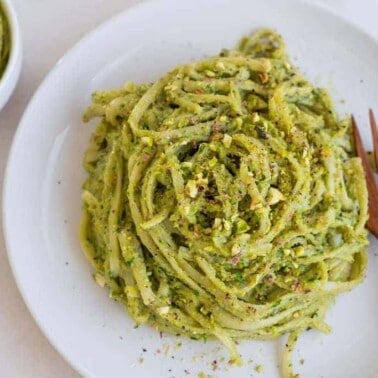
(0, 1), (377, 376)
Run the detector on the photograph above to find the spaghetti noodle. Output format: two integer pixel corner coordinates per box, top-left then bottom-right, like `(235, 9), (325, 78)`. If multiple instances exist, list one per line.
(80, 29), (368, 377)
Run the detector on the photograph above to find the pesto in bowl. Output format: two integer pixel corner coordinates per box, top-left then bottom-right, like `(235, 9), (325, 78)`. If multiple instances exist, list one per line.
(0, 3), (10, 79)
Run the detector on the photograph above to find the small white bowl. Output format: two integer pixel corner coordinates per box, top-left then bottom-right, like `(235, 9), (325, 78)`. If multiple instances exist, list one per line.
(0, 0), (22, 111)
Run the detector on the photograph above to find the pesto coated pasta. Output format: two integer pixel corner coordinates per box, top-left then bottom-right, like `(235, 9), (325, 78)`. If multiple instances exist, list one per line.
(80, 29), (368, 377)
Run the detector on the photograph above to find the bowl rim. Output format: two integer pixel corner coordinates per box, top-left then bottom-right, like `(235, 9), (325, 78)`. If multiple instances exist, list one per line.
(0, 0), (22, 92)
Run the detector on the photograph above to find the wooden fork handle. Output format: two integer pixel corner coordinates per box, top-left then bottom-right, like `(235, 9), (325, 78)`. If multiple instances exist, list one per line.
(352, 116), (378, 237)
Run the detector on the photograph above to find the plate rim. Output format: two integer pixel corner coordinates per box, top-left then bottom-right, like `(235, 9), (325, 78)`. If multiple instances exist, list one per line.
(3, 0), (378, 376)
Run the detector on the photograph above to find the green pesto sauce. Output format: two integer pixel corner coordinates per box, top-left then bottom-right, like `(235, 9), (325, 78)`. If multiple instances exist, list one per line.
(0, 4), (10, 79)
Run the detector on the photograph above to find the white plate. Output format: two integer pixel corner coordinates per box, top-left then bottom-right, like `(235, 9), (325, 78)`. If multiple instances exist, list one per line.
(3, 0), (378, 377)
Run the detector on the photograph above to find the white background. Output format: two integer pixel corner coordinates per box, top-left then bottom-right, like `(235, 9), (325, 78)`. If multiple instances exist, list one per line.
(0, 0), (377, 377)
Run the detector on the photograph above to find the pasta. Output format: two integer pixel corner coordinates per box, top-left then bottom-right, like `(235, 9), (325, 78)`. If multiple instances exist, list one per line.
(80, 29), (368, 377)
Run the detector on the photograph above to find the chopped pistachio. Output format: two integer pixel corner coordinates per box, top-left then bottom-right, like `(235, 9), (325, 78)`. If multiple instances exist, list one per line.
(195, 172), (209, 186)
(164, 118), (174, 126)
(222, 134), (233, 148)
(141, 136), (154, 147)
(158, 306), (170, 315)
(235, 117), (243, 129)
(209, 156), (218, 167)
(209, 143), (217, 151)
(252, 113), (260, 122)
(183, 204), (191, 216)
(267, 187), (285, 205)
(182, 161), (193, 169)
(213, 218), (222, 229)
(223, 220), (232, 231)
(295, 246), (305, 256)
(235, 219), (250, 234)
(231, 234), (250, 256)
(186, 179), (198, 198)
(255, 364), (264, 373)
